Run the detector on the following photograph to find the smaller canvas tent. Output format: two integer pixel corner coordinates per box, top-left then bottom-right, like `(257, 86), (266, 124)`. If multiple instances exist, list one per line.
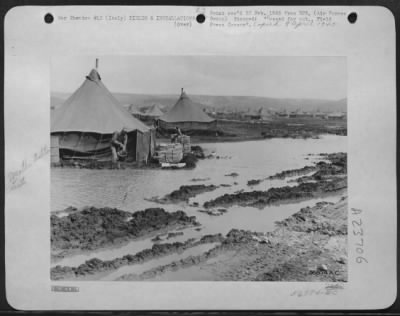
(327, 112), (346, 120)
(276, 109), (288, 117)
(244, 108), (261, 120)
(258, 107), (274, 121)
(51, 67), (155, 163)
(158, 89), (217, 132)
(315, 110), (327, 119)
(128, 104), (143, 116)
(143, 103), (164, 118)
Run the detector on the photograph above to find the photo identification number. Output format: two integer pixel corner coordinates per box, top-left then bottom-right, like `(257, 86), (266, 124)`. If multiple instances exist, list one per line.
(351, 208), (368, 264)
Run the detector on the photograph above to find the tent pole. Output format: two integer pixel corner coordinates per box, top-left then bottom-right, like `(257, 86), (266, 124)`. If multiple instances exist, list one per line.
(92, 132), (103, 165)
(73, 132), (83, 161)
(61, 132), (66, 162)
(136, 131), (138, 163)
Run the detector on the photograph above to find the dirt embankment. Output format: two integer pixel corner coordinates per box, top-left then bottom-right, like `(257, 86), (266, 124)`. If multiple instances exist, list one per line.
(51, 207), (200, 259)
(51, 234), (224, 280)
(205, 153), (347, 208)
(187, 118), (347, 143)
(117, 196), (348, 282)
(146, 184), (218, 204)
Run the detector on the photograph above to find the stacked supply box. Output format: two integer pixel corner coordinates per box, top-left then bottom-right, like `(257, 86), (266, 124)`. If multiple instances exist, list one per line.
(177, 135), (191, 155)
(154, 143), (183, 163)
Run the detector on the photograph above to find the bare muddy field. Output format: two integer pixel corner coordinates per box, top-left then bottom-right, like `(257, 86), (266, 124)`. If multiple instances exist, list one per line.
(118, 197), (348, 282)
(51, 136), (347, 281)
(51, 196), (347, 281)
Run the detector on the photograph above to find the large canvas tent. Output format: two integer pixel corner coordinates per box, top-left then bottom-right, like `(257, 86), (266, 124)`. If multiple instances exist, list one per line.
(158, 89), (216, 131)
(51, 68), (155, 162)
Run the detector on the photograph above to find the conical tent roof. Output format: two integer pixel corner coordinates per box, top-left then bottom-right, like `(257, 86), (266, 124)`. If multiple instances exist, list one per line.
(51, 69), (149, 134)
(128, 104), (143, 115)
(159, 90), (214, 123)
(144, 103), (164, 117)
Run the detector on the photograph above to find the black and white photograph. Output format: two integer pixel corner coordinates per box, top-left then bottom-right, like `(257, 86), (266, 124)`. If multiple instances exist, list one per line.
(50, 56), (348, 282)
(4, 5), (396, 310)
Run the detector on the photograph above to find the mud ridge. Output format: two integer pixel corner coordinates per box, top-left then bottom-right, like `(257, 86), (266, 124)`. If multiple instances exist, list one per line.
(146, 184), (218, 204)
(204, 180), (346, 209)
(246, 152), (346, 186)
(51, 207), (200, 259)
(51, 234), (224, 280)
(206, 153), (347, 208)
(267, 165), (318, 180)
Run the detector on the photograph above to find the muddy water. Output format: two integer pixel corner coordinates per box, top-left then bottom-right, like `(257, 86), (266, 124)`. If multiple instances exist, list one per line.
(51, 135), (347, 270)
(102, 242), (219, 281)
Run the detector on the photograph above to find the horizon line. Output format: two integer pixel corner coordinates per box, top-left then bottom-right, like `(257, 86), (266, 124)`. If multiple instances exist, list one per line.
(51, 90), (347, 102)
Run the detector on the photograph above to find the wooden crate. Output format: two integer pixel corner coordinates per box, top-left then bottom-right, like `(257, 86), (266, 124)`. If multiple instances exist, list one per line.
(177, 135), (190, 144)
(155, 143), (183, 163)
(177, 135), (191, 155)
(182, 143), (191, 154)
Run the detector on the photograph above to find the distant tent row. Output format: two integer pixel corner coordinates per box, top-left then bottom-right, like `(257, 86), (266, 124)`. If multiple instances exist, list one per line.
(158, 89), (217, 132)
(51, 68), (155, 162)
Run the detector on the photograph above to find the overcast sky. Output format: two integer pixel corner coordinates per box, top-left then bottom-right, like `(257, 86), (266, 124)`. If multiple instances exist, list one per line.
(51, 56), (346, 100)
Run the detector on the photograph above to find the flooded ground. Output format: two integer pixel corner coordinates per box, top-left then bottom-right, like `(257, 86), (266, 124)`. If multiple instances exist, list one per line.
(51, 135), (347, 271)
(102, 242), (219, 281)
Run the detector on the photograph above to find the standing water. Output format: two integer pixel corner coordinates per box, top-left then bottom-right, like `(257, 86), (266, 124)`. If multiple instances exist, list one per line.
(51, 135), (347, 268)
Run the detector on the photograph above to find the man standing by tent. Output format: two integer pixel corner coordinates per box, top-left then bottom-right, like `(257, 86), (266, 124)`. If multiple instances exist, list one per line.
(171, 126), (183, 143)
(111, 129), (128, 169)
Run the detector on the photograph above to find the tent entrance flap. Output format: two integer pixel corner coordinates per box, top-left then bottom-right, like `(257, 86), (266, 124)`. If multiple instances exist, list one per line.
(135, 130), (154, 163)
(52, 129), (155, 162)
